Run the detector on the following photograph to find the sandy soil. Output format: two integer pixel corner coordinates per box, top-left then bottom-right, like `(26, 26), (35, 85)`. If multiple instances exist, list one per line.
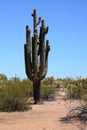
(0, 91), (87, 130)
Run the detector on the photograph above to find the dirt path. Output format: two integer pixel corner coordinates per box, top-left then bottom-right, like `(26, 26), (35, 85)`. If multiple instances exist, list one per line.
(0, 92), (86, 130)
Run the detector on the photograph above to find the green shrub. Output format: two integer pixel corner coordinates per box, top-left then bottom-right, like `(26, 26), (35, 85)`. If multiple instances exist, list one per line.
(42, 77), (55, 85)
(0, 81), (31, 112)
(66, 78), (87, 100)
(66, 83), (81, 99)
(21, 79), (33, 97)
(40, 84), (57, 101)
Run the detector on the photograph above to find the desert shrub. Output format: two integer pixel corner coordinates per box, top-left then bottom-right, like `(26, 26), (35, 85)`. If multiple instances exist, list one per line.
(61, 78), (87, 124)
(21, 79), (33, 97)
(40, 77), (57, 101)
(66, 83), (82, 99)
(0, 73), (8, 84)
(66, 78), (87, 100)
(0, 80), (31, 112)
(60, 103), (87, 124)
(42, 77), (55, 85)
(40, 84), (57, 101)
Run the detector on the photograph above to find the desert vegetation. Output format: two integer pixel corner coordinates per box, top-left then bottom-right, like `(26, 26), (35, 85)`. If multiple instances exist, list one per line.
(0, 73), (87, 124)
(0, 74), (57, 112)
(58, 77), (87, 124)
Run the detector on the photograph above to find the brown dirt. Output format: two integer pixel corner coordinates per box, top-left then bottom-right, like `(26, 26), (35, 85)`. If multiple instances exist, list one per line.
(0, 91), (87, 130)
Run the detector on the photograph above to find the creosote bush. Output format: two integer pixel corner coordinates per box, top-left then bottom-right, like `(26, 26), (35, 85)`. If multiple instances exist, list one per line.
(66, 78), (87, 100)
(40, 77), (57, 101)
(41, 85), (57, 101)
(60, 103), (87, 124)
(0, 80), (32, 112)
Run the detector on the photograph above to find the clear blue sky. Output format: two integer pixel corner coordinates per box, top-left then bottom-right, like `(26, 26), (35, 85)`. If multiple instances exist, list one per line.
(0, 0), (87, 79)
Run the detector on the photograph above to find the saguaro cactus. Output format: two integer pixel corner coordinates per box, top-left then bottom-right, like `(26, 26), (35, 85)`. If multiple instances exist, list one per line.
(24, 9), (50, 104)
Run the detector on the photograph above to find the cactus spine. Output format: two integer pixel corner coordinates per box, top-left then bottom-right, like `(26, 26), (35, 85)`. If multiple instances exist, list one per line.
(24, 9), (50, 104)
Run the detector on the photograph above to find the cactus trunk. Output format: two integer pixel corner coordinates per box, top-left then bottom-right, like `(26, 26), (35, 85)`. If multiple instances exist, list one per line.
(33, 80), (40, 104)
(24, 9), (50, 104)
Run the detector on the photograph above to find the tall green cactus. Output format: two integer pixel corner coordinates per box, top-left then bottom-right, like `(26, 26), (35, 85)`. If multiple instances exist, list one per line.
(24, 9), (50, 104)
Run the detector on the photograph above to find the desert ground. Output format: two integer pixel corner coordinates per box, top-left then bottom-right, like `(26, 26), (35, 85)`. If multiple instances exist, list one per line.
(0, 90), (87, 130)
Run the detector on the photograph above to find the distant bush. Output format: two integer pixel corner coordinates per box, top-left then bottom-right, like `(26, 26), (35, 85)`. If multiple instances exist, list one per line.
(66, 78), (87, 101)
(66, 83), (81, 99)
(42, 77), (55, 85)
(41, 84), (57, 101)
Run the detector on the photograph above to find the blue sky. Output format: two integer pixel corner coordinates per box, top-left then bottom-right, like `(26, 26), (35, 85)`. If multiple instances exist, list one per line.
(0, 0), (87, 79)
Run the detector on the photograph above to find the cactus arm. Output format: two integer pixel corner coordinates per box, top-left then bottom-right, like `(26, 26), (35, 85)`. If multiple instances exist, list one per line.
(24, 44), (33, 81)
(37, 17), (41, 25)
(45, 40), (50, 53)
(26, 25), (31, 43)
(31, 9), (36, 33)
(31, 9), (41, 34)
(24, 25), (33, 81)
(44, 26), (49, 34)
(32, 36), (34, 71)
(40, 40), (50, 80)
(39, 20), (49, 77)
(38, 26), (42, 55)
(26, 25), (32, 58)
(38, 20), (45, 77)
(33, 30), (38, 79)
